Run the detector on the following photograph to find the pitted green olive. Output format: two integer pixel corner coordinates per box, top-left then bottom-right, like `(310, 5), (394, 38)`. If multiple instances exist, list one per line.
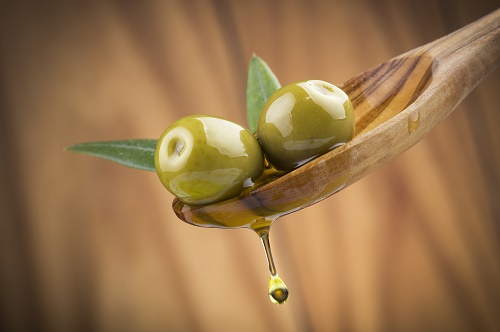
(256, 80), (355, 171)
(155, 115), (264, 205)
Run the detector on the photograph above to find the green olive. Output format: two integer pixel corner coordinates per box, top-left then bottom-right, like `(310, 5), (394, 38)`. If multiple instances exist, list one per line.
(155, 115), (264, 205)
(256, 80), (355, 171)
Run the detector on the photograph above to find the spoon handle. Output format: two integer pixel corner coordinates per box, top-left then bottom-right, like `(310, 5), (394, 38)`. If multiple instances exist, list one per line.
(415, 8), (499, 124)
(341, 9), (499, 191)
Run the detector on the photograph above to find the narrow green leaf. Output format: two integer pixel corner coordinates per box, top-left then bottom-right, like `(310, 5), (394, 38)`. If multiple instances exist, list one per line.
(246, 54), (281, 133)
(66, 139), (157, 172)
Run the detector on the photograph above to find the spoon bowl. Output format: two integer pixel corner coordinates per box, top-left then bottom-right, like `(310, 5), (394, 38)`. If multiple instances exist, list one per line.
(173, 10), (499, 230)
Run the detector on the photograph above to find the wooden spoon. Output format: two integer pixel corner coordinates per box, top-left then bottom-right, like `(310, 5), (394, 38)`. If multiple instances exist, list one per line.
(173, 10), (499, 232)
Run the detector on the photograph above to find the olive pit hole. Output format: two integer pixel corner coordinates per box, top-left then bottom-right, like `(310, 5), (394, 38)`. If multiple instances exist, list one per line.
(168, 139), (185, 157)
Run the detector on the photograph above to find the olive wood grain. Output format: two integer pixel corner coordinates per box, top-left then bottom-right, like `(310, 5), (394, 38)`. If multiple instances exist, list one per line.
(173, 9), (500, 229)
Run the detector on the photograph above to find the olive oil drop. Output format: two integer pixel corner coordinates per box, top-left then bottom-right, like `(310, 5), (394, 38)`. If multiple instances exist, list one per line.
(253, 223), (288, 304)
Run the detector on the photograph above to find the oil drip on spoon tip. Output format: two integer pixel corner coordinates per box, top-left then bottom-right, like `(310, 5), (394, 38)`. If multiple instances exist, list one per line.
(260, 230), (289, 304)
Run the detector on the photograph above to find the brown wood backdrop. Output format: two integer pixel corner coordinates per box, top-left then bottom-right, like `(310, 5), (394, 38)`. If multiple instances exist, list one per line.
(1, 0), (499, 331)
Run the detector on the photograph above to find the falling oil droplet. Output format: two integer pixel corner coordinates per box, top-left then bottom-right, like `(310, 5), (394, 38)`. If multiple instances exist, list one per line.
(259, 230), (289, 304)
(268, 274), (288, 304)
(408, 110), (421, 134)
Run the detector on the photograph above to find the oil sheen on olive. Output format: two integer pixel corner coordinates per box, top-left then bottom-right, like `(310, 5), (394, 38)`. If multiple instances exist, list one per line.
(155, 115), (264, 205)
(256, 80), (355, 171)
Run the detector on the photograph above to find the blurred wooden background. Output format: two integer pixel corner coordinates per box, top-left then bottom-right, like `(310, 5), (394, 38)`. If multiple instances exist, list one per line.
(0, 0), (498, 331)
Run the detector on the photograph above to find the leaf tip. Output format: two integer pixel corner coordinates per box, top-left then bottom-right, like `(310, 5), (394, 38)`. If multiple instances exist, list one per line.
(64, 144), (77, 153)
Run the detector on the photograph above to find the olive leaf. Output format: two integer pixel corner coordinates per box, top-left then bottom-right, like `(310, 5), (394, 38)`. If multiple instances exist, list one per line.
(66, 139), (157, 172)
(246, 54), (281, 133)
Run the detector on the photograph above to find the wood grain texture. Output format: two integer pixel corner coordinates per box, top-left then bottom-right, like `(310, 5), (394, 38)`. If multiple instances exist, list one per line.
(1, 0), (499, 331)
